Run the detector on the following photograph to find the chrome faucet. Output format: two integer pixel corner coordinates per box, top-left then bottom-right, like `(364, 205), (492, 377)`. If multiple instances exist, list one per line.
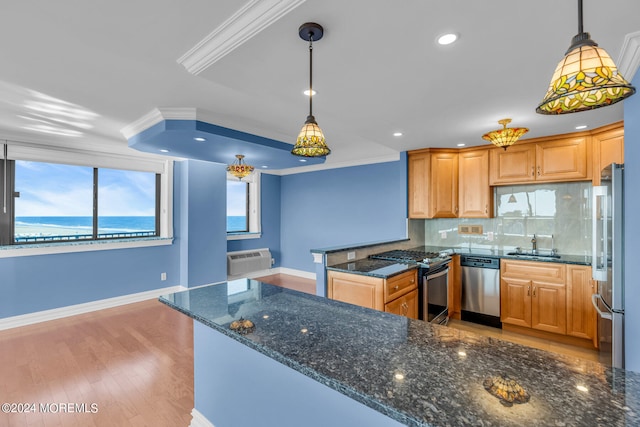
(531, 234), (537, 254)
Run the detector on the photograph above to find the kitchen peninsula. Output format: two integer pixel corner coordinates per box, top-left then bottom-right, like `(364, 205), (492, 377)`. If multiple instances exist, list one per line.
(160, 279), (639, 427)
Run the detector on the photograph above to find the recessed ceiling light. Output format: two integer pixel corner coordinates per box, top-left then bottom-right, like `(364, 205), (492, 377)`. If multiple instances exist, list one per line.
(575, 125), (588, 130)
(299, 159), (307, 162)
(159, 149), (169, 153)
(261, 165), (268, 168)
(437, 33), (458, 45)
(457, 143), (466, 147)
(303, 89), (317, 96)
(194, 137), (206, 142)
(393, 132), (403, 137)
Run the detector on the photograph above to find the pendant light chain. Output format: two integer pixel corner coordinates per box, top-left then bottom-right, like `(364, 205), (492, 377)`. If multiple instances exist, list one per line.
(3, 141), (7, 214)
(577, 0), (583, 35)
(308, 36), (313, 118)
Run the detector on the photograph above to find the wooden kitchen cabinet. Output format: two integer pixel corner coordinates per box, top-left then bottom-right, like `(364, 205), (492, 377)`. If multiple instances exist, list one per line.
(500, 260), (566, 335)
(327, 269), (418, 319)
(458, 148), (492, 218)
(385, 289), (418, 318)
(408, 149), (458, 218)
(489, 135), (591, 185)
(592, 122), (624, 185)
(566, 265), (598, 347)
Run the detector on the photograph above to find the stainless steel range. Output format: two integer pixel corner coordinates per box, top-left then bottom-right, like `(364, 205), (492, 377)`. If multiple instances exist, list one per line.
(370, 248), (451, 324)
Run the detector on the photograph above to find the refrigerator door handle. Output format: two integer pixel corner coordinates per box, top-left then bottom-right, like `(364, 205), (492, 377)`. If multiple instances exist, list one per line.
(592, 186), (608, 281)
(591, 293), (613, 320)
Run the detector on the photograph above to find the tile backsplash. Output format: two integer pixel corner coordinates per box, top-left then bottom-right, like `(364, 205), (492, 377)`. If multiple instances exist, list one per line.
(421, 182), (593, 255)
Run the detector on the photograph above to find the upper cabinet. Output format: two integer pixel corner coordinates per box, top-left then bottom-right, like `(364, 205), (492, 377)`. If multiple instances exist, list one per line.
(489, 135), (591, 185)
(458, 148), (493, 218)
(592, 122), (624, 185)
(408, 149), (458, 218)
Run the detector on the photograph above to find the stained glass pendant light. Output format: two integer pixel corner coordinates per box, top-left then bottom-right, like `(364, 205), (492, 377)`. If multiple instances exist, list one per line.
(536, 0), (635, 114)
(292, 22), (330, 157)
(226, 154), (254, 180)
(482, 119), (529, 150)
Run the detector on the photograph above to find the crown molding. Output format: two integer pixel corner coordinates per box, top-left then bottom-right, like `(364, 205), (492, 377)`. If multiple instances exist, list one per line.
(177, 0), (307, 75)
(120, 107), (198, 139)
(618, 30), (640, 81)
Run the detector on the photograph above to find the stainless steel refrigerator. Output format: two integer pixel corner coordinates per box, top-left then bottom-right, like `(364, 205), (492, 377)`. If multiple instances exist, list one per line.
(592, 163), (624, 369)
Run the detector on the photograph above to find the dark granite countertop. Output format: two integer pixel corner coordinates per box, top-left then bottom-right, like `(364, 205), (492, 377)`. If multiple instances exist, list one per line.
(326, 258), (418, 278)
(160, 280), (639, 427)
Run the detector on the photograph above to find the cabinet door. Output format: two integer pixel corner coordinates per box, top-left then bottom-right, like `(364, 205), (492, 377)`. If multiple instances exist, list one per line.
(327, 271), (384, 311)
(489, 144), (536, 185)
(500, 276), (531, 327)
(430, 151), (458, 217)
(535, 137), (591, 182)
(385, 289), (419, 319)
(384, 270), (417, 303)
(459, 149), (492, 218)
(566, 265), (597, 345)
(408, 152), (430, 218)
(531, 281), (566, 334)
(592, 124), (624, 185)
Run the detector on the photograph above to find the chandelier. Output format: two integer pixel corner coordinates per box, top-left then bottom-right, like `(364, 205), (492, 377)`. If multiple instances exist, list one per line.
(291, 22), (331, 157)
(482, 119), (529, 150)
(536, 0), (635, 114)
(226, 154), (254, 180)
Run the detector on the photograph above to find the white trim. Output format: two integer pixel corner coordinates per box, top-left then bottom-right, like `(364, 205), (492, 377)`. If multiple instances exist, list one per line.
(618, 31), (640, 81)
(189, 408), (216, 427)
(0, 284), (187, 331)
(177, 0), (307, 75)
(312, 252), (324, 264)
(268, 153), (401, 176)
(227, 232), (262, 240)
(120, 107), (199, 140)
(0, 238), (173, 259)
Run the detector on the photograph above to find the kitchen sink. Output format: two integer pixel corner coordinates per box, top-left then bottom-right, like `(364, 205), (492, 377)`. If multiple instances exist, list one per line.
(506, 251), (561, 260)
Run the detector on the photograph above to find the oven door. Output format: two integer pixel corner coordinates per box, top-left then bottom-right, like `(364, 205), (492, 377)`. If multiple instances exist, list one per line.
(423, 262), (449, 324)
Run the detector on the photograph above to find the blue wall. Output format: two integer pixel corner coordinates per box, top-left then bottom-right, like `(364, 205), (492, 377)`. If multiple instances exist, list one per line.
(624, 75), (640, 372)
(279, 156), (408, 273)
(227, 173), (282, 266)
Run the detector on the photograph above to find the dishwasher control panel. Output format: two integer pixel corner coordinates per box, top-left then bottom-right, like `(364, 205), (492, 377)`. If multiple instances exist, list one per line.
(459, 256), (500, 269)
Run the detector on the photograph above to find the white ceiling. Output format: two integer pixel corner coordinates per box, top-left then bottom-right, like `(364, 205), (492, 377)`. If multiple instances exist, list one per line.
(1, 0), (639, 171)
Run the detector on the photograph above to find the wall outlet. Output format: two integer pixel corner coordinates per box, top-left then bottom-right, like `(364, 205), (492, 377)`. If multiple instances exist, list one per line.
(161, 272), (167, 281)
(347, 251), (356, 260)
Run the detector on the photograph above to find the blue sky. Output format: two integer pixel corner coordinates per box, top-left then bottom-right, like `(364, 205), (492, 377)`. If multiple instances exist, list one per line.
(226, 180), (247, 216)
(15, 161), (156, 216)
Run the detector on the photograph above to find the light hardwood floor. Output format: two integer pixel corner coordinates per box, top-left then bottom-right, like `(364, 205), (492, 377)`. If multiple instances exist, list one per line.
(0, 273), (600, 427)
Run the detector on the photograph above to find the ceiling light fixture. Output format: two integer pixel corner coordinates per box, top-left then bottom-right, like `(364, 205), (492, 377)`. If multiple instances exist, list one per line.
(303, 89), (316, 96)
(226, 154), (254, 180)
(393, 132), (403, 137)
(437, 33), (458, 45)
(292, 22), (330, 158)
(482, 118), (529, 150)
(536, 0), (635, 114)
(194, 137), (206, 142)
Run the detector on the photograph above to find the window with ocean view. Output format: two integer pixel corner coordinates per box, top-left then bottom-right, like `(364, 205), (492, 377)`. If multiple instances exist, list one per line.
(4, 161), (159, 244)
(226, 171), (260, 238)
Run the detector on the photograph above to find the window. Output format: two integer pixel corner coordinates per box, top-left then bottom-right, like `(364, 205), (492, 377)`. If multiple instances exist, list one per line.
(226, 171), (260, 239)
(1, 160), (160, 245)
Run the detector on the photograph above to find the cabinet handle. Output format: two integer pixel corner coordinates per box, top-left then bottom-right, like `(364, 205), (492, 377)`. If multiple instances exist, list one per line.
(394, 285), (399, 290)
(537, 166), (541, 176)
(527, 285), (530, 296)
(401, 302), (409, 315)
(533, 286), (537, 297)
(485, 204), (488, 214)
(410, 279), (415, 284)
(455, 206), (459, 214)
(531, 166), (535, 177)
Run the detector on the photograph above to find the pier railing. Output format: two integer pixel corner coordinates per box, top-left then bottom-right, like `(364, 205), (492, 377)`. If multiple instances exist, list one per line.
(15, 230), (157, 243)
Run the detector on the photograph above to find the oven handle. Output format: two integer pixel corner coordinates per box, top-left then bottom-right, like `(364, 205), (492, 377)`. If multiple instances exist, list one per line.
(425, 265), (449, 280)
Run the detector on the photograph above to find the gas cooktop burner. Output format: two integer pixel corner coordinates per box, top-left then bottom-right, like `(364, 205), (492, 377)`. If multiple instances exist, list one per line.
(370, 249), (451, 266)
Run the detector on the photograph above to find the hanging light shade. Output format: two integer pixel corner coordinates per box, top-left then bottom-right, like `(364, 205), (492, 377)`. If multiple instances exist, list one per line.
(226, 154), (254, 180)
(292, 22), (330, 157)
(537, 0), (635, 115)
(482, 119), (529, 150)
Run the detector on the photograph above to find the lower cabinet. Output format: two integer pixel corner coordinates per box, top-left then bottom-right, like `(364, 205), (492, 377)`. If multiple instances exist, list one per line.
(500, 260), (597, 346)
(327, 269), (418, 319)
(500, 260), (566, 334)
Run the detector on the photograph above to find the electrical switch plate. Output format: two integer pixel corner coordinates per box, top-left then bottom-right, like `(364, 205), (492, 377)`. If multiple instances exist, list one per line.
(161, 272), (167, 281)
(347, 251), (356, 260)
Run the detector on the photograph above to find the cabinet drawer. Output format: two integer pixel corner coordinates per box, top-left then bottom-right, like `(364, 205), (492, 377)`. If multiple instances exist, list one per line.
(501, 260), (565, 283)
(385, 270), (418, 302)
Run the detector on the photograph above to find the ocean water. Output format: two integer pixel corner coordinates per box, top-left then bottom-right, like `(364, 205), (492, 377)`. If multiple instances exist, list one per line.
(227, 216), (248, 232)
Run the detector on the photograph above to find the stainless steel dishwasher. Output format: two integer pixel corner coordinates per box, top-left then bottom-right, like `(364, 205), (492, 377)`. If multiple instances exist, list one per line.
(460, 255), (501, 328)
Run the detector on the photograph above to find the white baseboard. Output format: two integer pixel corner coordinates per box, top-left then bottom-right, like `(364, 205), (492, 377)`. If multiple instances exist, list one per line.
(0, 284), (187, 331)
(227, 266), (316, 281)
(189, 408), (215, 427)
